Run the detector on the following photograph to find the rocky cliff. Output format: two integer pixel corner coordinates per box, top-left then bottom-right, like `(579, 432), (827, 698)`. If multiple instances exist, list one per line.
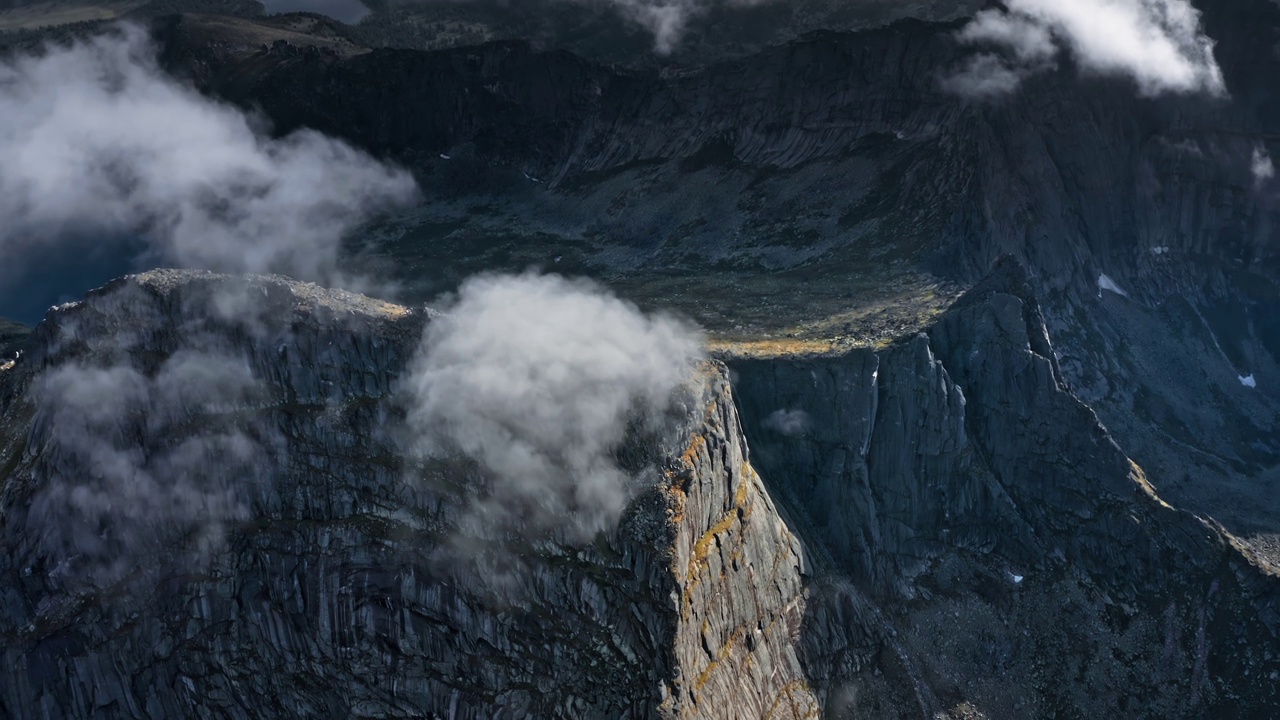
(149, 0), (1280, 567)
(0, 270), (821, 719)
(730, 260), (1280, 716)
(0, 318), (28, 366)
(154, 2), (1280, 282)
(2, 266), (1278, 719)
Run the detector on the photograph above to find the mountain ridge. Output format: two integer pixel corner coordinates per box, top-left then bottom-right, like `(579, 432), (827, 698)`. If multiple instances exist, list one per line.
(1, 265), (1278, 718)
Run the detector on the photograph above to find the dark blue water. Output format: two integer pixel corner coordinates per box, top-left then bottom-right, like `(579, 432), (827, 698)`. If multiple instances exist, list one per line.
(1, 236), (147, 327)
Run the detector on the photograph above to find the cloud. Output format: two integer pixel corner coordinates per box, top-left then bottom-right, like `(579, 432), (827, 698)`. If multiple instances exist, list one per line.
(405, 272), (704, 542)
(942, 53), (1032, 98)
(947, 0), (1225, 97)
(763, 408), (811, 437)
(26, 347), (268, 591)
(0, 26), (417, 591)
(601, 0), (770, 54)
(957, 9), (1055, 64)
(0, 24), (418, 287)
(1252, 145), (1274, 184)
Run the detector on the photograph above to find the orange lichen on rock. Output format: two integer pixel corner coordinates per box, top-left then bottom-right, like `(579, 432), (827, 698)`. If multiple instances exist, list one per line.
(1129, 460), (1173, 510)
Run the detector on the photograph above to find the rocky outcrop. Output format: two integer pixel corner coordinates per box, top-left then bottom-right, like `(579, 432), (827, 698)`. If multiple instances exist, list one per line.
(2, 267), (1279, 718)
(0, 318), (27, 366)
(148, 6), (1280, 524)
(0, 270), (824, 719)
(728, 259), (1280, 717)
(154, 2), (1280, 284)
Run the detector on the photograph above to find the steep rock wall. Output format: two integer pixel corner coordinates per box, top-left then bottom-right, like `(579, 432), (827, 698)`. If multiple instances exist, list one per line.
(727, 260), (1280, 717)
(0, 271), (818, 720)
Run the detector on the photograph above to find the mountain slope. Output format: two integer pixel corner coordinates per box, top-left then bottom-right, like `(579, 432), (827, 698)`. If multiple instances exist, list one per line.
(147, 1), (1280, 551)
(0, 267), (1277, 718)
(0, 270), (819, 719)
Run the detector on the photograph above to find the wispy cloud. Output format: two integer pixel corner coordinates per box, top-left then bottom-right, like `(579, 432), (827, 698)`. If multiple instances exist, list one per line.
(26, 340), (268, 590)
(603, 0), (770, 54)
(1252, 145), (1275, 184)
(0, 24), (418, 287)
(1, 25), (418, 592)
(943, 53), (1035, 98)
(946, 0), (1225, 98)
(763, 408), (811, 437)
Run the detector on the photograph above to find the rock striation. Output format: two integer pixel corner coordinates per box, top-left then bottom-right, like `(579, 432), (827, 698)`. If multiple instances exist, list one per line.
(1, 266), (1279, 718)
(150, 0), (1280, 574)
(155, 2), (1280, 284)
(0, 270), (820, 719)
(730, 259), (1280, 717)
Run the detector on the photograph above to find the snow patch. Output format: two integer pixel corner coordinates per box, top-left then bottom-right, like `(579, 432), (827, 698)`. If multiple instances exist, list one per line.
(439, 153), (451, 160)
(1009, 572), (1024, 585)
(1151, 246), (1171, 255)
(1097, 273), (1129, 298)
(1240, 374), (1257, 389)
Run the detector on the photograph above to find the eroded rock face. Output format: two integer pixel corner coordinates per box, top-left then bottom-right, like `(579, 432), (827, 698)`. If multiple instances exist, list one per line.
(730, 259), (1280, 718)
(149, 5), (1280, 540)
(1, 267), (1279, 719)
(156, 3), (1280, 284)
(0, 270), (821, 719)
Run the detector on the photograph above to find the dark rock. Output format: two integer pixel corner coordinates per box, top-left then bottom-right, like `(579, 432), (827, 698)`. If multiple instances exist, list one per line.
(1, 267), (1278, 717)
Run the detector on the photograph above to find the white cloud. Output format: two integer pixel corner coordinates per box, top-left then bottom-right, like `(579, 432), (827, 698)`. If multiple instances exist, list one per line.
(28, 349), (265, 590)
(763, 408), (811, 437)
(0, 24), (418, 286)
(958, 9), (1055, 63)
(942, 53), (1031, 97)
(405, 272), (704, 541)
(594, 0), (771, 54)
(947, 0), (1225, 97)
(1252, 145), (1275, 183)
(0, 26), (418, 588)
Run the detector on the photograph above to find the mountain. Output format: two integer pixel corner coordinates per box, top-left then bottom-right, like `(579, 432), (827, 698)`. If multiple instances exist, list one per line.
(148, 1), (1279, 542)
(2, 1), (1280, 717)
(0, 266), (1277, 719)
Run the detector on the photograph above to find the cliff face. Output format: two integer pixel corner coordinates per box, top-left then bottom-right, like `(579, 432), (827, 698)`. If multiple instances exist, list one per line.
(1, 267), (1278, 719)
(0, 270), (821, 719)
(155, 3), (1280, 283)
(732, 260), (1280, 717)
(0, 318), (27, 365)
(149, 0), (1280, 557)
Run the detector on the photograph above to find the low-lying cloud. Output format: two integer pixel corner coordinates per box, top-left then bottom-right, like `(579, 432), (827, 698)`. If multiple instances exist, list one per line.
(601, 0), (770, 54)
(946, 0), (1226, 98)
(1252, 145), (1275, 184)
(2, 25), (418, 591)
(0, 24), (418, 286)
(27, 347), (268, 590)
(406, 272), (704, 542)
(763, 408), (811, 437)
